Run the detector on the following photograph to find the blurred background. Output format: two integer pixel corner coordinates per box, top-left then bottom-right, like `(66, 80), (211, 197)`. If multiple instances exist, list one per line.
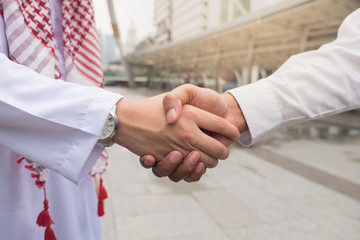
(93, 0), (360, 239)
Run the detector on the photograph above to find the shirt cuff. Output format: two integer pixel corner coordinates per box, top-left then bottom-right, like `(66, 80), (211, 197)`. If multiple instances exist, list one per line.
(58, 90), (122, 184)
(228, 80), (282, 146)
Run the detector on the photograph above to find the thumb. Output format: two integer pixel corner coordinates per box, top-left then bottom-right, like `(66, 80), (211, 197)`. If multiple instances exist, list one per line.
(139, 154), (157, 169)
(163, 84), (228, 124)
(163, 95), (182, 124)
(163, 84), (198, 124)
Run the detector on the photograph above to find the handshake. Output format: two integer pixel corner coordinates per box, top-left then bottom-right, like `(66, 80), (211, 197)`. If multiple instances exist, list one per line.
(112, 84), (248, 183)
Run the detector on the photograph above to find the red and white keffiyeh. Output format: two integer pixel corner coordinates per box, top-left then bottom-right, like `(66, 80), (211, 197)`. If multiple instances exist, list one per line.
(2, 0), (104, 86)
(0, 1), (108, 239)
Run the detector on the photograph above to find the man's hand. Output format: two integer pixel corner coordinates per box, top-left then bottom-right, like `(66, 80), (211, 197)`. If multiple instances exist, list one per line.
(113, 93), (240, 168)
(163, 84), (247, 133)
(140, 150), (205, 182)
(139, 84), (248, 182)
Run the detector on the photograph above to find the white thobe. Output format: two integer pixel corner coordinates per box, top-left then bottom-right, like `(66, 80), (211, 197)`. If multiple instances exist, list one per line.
(229, 8), (360, 146)
(0, 1), (121, 239)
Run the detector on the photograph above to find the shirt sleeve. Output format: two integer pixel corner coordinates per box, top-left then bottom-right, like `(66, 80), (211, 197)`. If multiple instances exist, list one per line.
(0, 53), (122, 183)
(228, 8), (360, 146)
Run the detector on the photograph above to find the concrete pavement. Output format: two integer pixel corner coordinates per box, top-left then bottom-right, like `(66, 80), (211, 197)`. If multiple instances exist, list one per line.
(101, 86), (360, 240)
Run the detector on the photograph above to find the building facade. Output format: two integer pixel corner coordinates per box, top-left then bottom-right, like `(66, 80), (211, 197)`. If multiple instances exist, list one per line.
(152, 0), (288, 43)
(153, 0), (172, 45)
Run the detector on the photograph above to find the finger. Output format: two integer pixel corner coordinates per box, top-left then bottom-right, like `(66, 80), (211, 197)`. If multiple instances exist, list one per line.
(184, 162), (206, 182)
(192, 106), (240, 141)
(194, 134), (228, 162)
(197, 152), (219, 168)
(139, 155), (157, 169)
(152, 151), (183, 177)
(211, 133), (235, 146)
(181, 107), (238, 160)
(152, 167), (165, 178)
(168, 151), (200, 182)
(164, 84), (229, 122)
(189, 127), (229, 162)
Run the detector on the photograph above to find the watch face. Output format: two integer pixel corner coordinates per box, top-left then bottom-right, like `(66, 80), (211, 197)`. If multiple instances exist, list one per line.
(99, 114), (116, 140)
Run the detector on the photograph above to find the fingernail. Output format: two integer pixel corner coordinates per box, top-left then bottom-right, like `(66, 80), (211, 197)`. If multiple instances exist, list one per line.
(144, 158), (154, 167)
(153, 168), (166, 177)
(169, 152), (181, 164)
(184, 177), (192, 183)
(166, 108), (176, 123)
(188, 151), (200, 166)
(195, 163), (203, 173)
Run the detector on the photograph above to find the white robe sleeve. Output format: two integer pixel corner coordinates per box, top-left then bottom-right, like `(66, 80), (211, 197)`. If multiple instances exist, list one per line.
(0, 53), (122, 183)
(228, 8), (360, 146)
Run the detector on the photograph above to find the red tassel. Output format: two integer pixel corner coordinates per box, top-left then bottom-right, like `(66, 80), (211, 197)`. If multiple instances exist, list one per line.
(99, 178), (108, 200)
(45, 226), (57, 240)
(99, 185), (108, 200)
(36, 199), (54, 227)
(98, 200), (105, 217)
(97, 176), (107, 217)
(37, 189), (57, 240)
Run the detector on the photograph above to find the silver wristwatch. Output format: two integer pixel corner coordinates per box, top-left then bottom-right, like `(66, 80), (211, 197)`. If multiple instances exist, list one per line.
(98, 105), (119, 147)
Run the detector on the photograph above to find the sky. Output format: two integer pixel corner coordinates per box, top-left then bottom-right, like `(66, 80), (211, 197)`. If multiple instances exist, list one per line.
(93, 0), (155, 44)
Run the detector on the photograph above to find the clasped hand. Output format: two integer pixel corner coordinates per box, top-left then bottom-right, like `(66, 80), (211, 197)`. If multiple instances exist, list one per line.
(113, 84), (244, 182)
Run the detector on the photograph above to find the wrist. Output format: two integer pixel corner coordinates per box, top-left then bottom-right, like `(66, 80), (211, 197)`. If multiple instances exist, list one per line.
(98, 105), (119, 147)
(112, 98), (131, 148)
(222, 92), (248, 133)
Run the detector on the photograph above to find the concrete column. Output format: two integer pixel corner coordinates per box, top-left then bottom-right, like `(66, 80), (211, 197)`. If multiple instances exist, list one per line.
(250, 65), (260, 83)
(233, 69), (242, 87)
(246, 41), (254, 84)
(241, 66), (250, 85)
(214, 46), (222, 92)
(125, 61), (135, 88)
(146, 65), (154, 87)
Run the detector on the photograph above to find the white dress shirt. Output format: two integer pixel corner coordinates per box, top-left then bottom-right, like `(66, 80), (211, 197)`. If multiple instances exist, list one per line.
(229, 8), (360, 146)
(0, 0), (121, 239)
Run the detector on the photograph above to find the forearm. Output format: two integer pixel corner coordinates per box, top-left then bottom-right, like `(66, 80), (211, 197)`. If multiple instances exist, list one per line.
(228, 9), (360, 146)
(0, 54), (121, 182)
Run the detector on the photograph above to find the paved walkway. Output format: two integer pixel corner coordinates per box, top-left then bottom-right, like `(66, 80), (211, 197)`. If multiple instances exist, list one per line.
(101, 86), (360, 240)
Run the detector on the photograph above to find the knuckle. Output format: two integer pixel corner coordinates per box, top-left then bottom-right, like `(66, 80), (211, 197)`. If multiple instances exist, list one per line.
(162, 94), (170, 106)
(182, 105), (195, 116)
(182, 130), (195, 142)
(216, 118), (227, 131)
(183, 83), (193, 91)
